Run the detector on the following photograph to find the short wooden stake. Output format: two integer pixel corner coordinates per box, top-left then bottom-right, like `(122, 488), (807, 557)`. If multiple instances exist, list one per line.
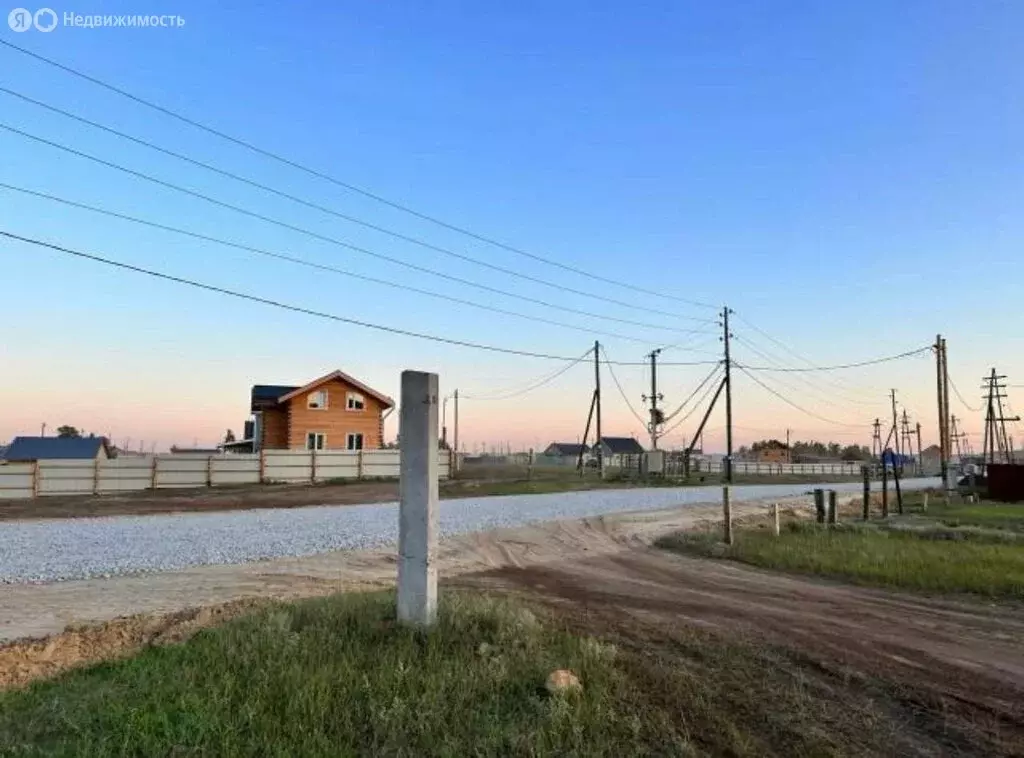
(722, 486), (733, 545)
(827, 490), (838, 525)
(881, 466), (889, 518)
(922, 492), (929, 513)
(814, 488), (826, 524)
(771, 502), (780, 536)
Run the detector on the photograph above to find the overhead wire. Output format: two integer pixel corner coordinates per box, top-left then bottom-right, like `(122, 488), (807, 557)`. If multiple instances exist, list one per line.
(660, 367), (725, 438)
(460, 348), (594, 401)
(601, 346), (650, 428)
(1, 230), (718, 366)
(0, 39), (718, 310)
(733, 362), (864, 428)
(0, 183), (663, 347)
(0, 87), (716, 325)
(662, 363), (724, 423)
(0, 126), (712, 338)
(948, 374), (982, 413)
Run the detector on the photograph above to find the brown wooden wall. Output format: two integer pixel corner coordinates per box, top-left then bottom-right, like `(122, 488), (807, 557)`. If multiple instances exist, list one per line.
(261, 408), (289, 449)
(285, 377), (389, 450)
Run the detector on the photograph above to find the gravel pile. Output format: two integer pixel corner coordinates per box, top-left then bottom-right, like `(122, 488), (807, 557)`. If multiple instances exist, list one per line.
(0, 478), (938, 584)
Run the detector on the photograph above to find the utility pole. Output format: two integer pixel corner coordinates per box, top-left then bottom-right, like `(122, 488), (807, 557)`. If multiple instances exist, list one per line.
(40, 422), (46, 437)
(890, 389), (901, 473)
(871, 418), (882, 461)
(722, 306), (734, 483)
(915, 422), (923, 476)
(934, 335), (947, 489)
(594, 341), (603, 478)
(453, 389), (459, 457)
(642, 349), (663, 450)
(983, 369), (1019, 467)
(786, 428), (792, 463)
(941, 337), (951, 488)
(441, 396), (449, 449)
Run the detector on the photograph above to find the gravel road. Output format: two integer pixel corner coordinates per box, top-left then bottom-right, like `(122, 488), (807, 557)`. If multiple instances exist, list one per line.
(0, 479), (937, 584)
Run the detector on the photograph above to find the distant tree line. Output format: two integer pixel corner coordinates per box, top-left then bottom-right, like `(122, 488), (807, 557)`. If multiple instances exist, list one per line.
(737, 439), (872, 462)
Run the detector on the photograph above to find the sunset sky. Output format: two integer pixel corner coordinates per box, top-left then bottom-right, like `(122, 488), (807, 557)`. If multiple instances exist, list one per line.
(2, 1), (1022, 453)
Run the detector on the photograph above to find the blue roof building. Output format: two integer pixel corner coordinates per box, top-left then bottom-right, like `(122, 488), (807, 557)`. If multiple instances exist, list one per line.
(1, 436), (110, 462)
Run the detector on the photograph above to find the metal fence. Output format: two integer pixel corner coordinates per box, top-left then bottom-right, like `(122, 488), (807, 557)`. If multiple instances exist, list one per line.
(0, 449), (453, 500)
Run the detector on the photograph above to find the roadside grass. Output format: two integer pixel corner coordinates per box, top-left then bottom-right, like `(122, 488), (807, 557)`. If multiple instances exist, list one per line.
(905, 494), (1024, 532)
(656, 521), (1024, 599)
(0, 589), (920, 757)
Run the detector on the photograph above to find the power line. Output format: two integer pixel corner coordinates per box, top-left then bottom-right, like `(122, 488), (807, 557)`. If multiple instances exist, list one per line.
(0, 87), (716, 325)
(0, 183), (663, 347)
(0, 39), (718, 310)
(661, 368), (725, 437)
(738, 345), (932, 372)
(733, 336), (884, 409)
(948, 374), (981, 412)
(460, 348), (594, 401)
(0, 128), (711, 338)
(733, 362), (864, 428)
(662, 364), (723, 422)
(601, 347), (650, 428)
(1, 230), (719, 367)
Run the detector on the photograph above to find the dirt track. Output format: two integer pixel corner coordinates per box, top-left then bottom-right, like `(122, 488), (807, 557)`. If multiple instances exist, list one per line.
(457, 551), (1024, 737)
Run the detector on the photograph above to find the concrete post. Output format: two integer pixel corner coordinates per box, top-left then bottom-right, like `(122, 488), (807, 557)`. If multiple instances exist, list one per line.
(397, 371), (439, 627)
(722, 486), (733, 544)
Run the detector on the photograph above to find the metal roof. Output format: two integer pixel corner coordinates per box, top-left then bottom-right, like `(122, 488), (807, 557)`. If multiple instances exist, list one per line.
(2, 436), (106, 461)
(599, 436), (646, 455)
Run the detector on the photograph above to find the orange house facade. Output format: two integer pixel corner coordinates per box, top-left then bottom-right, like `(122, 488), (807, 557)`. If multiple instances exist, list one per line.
(250, 370), (395, 452)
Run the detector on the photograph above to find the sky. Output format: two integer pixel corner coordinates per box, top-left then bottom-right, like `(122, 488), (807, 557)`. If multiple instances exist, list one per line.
(1, 0), (1022, 453)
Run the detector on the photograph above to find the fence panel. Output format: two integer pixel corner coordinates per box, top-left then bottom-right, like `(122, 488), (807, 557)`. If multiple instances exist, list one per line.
(0, 463), (35, 499)
(314, 451), (360, 481)
(264, 451), (313, 483)
(210, 454), (261, 486)
(98, 457), (154, 493)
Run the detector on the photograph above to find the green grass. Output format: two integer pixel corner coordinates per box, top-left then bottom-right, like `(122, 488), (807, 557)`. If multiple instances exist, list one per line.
(923, 500), (1024, 532)
(0, 590), (934, 757)
(657, 522), (1024, 599)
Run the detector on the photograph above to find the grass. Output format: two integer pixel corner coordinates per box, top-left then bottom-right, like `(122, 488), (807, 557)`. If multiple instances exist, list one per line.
(657, 521), (1024, 599)
(0, 589), (933, 757)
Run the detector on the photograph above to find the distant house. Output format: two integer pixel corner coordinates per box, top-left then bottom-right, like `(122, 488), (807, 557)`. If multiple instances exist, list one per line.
(755, 440), (790, 464)
(596, 436), (645, 467)
(543, 442), (589, 465)
(2, 436), (110, 462)
(250, 369), (395, 452)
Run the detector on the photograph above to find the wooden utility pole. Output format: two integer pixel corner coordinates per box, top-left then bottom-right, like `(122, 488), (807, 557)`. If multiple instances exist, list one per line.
(890, 389), (901, 472)
(935, 335), (949, 489)
(594, 341), (604, 478)
(722, 307), (734, 483)
(643, 348), (663, 450)
(453, 389), (459, 458)
(941, 338), (951, 485)
(786, 428), (792, 463)
(915, 422), (923, 475)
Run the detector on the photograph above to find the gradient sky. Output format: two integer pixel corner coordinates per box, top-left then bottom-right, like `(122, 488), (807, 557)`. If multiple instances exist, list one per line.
(2, 0), (1022, 453)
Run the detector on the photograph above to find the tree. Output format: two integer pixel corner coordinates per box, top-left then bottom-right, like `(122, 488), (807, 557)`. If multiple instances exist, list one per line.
(56, 425), (81, 438)
(224, 429), (237, 443)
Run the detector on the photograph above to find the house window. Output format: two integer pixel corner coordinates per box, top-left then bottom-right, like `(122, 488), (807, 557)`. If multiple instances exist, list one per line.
(308, 390), (328, 410)
(306, 432), (326, 450)
(346, 433), (364, 451)
(346, 392), (365, 411)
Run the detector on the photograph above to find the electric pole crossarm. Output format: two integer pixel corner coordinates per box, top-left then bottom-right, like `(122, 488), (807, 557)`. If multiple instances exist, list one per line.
(685, 377), (727, 458)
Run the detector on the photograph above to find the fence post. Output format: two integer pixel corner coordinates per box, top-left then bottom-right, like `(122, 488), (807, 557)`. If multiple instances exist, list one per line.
(206, 455), (213, 488)
(259, 449), (266, 483)
(881, 465), (889, 518)
(722, 486), (733, 545)
(311, 448), (317, 484)
(922, 491), (929, 513)
(32, 460), (40, 498)
(771, 502), (780, 536)
(357, 449), (364, 480)
(828, 490), (838, 524)
(861, 466), (870, 520)
(150, 455), (158, 490)
(93, 458), (101, 495)
(814, 488), (826, 523)
(397, 370), (439, 627)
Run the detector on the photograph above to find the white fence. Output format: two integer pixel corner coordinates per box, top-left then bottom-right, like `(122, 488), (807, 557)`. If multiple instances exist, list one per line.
(0, 449), (453, 500)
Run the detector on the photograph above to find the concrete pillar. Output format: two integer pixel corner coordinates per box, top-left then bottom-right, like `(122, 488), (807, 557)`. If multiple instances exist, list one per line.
(397, 370), (439, 627)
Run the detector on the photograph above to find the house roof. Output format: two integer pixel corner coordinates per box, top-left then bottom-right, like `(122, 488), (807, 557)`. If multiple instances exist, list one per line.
(2, 436), (107, 461)
(600, 436), (645, 455)
(276, 370), (395, 409)
(251, 384), (299, 411)
(546, 442), (589, 455)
